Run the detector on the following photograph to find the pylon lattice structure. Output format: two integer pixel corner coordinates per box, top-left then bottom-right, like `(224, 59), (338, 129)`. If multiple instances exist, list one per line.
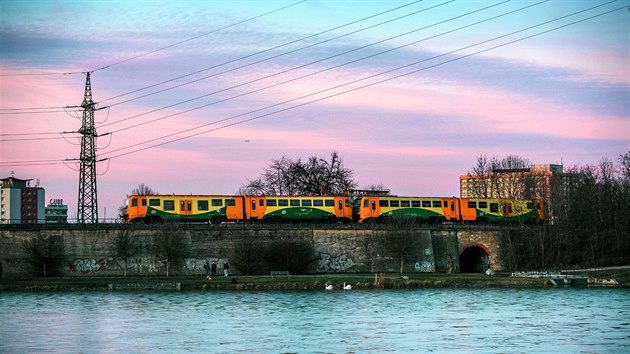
(77, 72), (98, 224)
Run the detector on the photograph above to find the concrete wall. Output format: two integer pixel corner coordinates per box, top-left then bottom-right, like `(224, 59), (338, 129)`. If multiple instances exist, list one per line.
(0, 226), (504, 278)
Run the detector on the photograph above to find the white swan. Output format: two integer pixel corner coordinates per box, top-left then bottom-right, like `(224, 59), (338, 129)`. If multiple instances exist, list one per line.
(343, 282), (352, 290)
(325, 283), (334, 290)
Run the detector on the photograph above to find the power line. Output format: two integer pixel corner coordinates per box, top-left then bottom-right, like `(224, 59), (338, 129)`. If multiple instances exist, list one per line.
(101, 0), (525, 133)
(99, 2), (627, 161)
(1, 0), (434, 140)
(0, 1), (307, 78)
(98, 0), (429, 105)
(91, 0), (308, 73)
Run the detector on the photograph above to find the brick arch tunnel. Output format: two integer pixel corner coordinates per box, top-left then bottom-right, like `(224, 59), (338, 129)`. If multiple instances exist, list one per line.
(459, 245), (491, 273)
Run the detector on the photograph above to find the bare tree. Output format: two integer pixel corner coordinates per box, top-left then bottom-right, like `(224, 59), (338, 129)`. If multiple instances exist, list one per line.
(230, 236), (264, 275)
(382, 219), (422, 273)
(112, 229), (140, 277)
(154, 223), (187, 277)
(361, 232), (384, 273)
(240, 151), (357, 196)
(21, 234), (65, 278)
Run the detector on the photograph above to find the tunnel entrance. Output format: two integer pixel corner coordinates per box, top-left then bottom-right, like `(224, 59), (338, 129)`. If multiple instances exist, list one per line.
(459, 246), (490, 273)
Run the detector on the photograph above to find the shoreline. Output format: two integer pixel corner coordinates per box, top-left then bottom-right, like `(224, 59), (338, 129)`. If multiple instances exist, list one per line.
(1, 269), (628, 292)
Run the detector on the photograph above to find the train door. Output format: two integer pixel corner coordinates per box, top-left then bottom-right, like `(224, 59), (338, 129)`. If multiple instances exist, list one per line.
(501, 202), (513, 218)
(334, 197), (353, 221)
(442, 198), (460, 221)
(179, 199), (193, 217)
(359, 197), (380, 223)
(245, 196), (266, 220)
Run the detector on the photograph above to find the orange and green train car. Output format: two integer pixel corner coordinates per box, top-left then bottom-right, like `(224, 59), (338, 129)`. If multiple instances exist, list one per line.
(244, 196), (353, 223)
(357, 196), (544, 224)
(124, 195), (245, 223)
(124, 195), (353, 223)
(357, 196), (461, 223)
(459, 198), (544, 223)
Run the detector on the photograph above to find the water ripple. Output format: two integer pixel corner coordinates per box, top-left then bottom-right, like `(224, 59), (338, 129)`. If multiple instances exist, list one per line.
(1, 288), (629, 353)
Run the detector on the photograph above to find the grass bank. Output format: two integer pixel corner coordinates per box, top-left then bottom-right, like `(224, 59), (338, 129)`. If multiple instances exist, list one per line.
(1, 268), (628, 292)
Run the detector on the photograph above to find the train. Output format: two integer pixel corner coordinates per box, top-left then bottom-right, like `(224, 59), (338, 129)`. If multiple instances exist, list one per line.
(124, 194), (544, 224)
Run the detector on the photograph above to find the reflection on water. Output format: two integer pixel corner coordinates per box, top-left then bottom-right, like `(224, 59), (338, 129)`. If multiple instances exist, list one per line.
(1, 288), (629, 353)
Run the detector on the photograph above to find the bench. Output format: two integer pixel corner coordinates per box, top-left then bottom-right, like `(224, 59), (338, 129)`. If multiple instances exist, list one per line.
(270, 270), (290, 278)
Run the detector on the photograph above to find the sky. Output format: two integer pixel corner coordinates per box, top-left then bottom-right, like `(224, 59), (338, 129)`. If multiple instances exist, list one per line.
(1, 0), (629, 221)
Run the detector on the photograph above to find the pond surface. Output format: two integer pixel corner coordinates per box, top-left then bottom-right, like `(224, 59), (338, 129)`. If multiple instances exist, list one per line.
(1, 288), (629, 353)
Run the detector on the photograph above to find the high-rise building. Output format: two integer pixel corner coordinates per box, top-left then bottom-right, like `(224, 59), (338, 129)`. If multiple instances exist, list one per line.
(0, 176), (45, 224)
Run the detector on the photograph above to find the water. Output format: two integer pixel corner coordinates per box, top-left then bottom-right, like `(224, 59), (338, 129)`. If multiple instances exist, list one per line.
(1, 288), (629, 353)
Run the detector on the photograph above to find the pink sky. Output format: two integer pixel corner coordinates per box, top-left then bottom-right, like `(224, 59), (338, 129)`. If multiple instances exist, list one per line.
(1, 0), (629, 221)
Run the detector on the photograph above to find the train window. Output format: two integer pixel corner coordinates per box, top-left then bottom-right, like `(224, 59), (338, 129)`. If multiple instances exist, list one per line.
(225, 199), (236, 206)
(468, 201), (477, 208)
(431, 201), (440, 207)
(180, 201), (186, 211)
(198, 200), (209, 211)
(390, 200), (400, 207)
(364, 199), (369, 208)
(325, 199), (334, 207)
(278, 199), (288, 207)
(537, 202), (542, 210)
(444, 201), (448, 208)
(164, 200), (175, 211)
(479, 201), (487, 209)
(149, 199), (160, 206)
(527, 202), (534, 210)
(313, 200), (323, 207)
(412, 201), (421, 208)
(508, 204), (512, 213)
(267, 199), (277, 207)
(346, 200), (350, 207)
(422, 201), (431, 208)
(401, 200), (410, 207)
(290, 200), (300, 207)
(371, 201), (376, 210)
(302, 200), (312, 207)
(379, 200), (389, 207)
(251, 200), (256, 210)
(259, 199), (265, 207)
(490, 203), (498, 213)
(450, 202), (455, 212)
(142, 199), (147, 206)
(131, 199), (138, 207)
(212, 199), (223, 207)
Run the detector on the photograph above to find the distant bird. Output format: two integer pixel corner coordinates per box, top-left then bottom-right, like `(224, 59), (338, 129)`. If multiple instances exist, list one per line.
(343, 282), (352, 290)
(325, 283), (334, 290)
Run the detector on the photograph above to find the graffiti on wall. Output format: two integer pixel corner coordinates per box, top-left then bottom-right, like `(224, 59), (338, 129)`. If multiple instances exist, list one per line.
(414, 260), (434, 272)
(69, 258), (108, 273)
(317, 252), (355, 272)
(121, 256), (163, 273)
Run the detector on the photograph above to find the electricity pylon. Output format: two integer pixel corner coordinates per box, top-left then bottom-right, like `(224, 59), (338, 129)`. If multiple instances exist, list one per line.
(77, 72), (98, 224)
